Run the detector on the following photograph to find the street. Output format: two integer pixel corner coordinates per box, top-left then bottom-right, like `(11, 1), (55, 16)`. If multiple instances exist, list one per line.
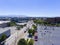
(5, 20), (34, 45)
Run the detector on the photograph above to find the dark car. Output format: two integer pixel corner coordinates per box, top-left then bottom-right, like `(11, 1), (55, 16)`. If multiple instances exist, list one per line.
(28, 34), (32, 38)
(24, 31), (26, 33)
(34, 36), (38, 41)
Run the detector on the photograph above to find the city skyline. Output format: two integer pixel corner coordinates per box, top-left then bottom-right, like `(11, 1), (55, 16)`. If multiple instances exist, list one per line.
(0, 0), (60, 17)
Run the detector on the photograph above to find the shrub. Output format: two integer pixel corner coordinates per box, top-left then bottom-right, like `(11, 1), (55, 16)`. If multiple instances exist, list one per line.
(32, 25), (37, 30)
(8, 21), (16, 26)
(0, 34), (7, 42)
(18, 38), (27, 45)
(28, 29), (33, 34)
(28, 39), (34, 45)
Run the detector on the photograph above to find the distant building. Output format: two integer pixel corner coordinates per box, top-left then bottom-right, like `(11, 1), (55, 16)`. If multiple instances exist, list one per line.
(46, 17), (60, 24)
(0, 29), (11, 37)
(0, 21), (11, 40)
(0, 26), (17, 38)
(46, 18), (55, 24)
(0, 21), (10, 28)
(11, 17), (29, 23)
(55, 17), (60, 23)
(16, 23), (27, 25)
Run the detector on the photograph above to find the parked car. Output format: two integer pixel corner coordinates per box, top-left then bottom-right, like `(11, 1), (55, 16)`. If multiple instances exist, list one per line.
(34, 36), (38, 41)
(24, 31), (26, 33)
(28, 34), (32, 38)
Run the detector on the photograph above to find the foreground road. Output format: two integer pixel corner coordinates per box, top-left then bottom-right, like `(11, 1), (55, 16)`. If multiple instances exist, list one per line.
(34, 24), (60, 45)
(5, 20), (34, 45)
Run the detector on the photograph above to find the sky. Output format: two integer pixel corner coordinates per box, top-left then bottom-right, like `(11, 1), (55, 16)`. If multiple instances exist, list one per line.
(0, 0), (60, 17)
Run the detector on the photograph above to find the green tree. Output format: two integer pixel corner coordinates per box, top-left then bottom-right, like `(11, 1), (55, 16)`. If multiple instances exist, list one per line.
(28, 39), (34, 45)
(0, 34), (7, 42)
(24, 24), (27, 26)
(33, 20), (38, 23)
(32, 25), (37, 30)
(28, 29), (33, 34)
(19, 25), (23, 28)
(8, 21), (16, 26)
(32, 30), (35, 36)
(18, 38), (27, 45)
(17, 26), (20, 30)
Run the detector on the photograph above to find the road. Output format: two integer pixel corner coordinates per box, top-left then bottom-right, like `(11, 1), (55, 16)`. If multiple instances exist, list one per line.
(34, 24), (60, 45)
(5, 20), (34, 45)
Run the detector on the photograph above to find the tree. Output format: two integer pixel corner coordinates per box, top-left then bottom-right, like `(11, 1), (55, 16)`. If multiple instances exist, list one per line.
(28, 39), (34, 45)
(32, 30), (35, 36)
(19, 25), (23, 28)
(17, 26), (20, 30)
(18, 38), (27, 45)
(8, 21), (16, 26)
(33, 20), (38, 23)
(0, 34), (7, 42)
(28, 29), (33, 34)
(24, 24), (27, 26)
(32, 25), (37, 30)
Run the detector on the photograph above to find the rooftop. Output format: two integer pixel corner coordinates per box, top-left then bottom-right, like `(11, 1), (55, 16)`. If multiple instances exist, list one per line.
(16, 22), (27, 25)
(0, 26), (17, 34)
(0, 21), (10, 24)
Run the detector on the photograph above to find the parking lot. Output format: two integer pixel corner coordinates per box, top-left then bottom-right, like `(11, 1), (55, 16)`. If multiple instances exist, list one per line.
(34, 24), (60, 45)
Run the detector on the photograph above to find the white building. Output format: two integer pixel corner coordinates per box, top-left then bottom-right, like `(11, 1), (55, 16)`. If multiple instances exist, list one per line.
(0, 21), (10, 28)
(16, 22), (27, 25)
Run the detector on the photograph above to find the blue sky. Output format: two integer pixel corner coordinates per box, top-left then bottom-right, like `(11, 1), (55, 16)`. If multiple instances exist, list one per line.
(0, 0), (60, 17)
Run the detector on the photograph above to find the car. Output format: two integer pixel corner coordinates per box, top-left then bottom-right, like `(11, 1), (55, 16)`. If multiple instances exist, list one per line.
(28, 34), (32, 38)
(34, 36), (38, 41)
(24, 31), (26, 33)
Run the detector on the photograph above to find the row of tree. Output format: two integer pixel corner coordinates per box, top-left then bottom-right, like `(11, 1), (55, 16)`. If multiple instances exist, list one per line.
(28, 25), (37, 37)
(34, 19), (60, 27)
